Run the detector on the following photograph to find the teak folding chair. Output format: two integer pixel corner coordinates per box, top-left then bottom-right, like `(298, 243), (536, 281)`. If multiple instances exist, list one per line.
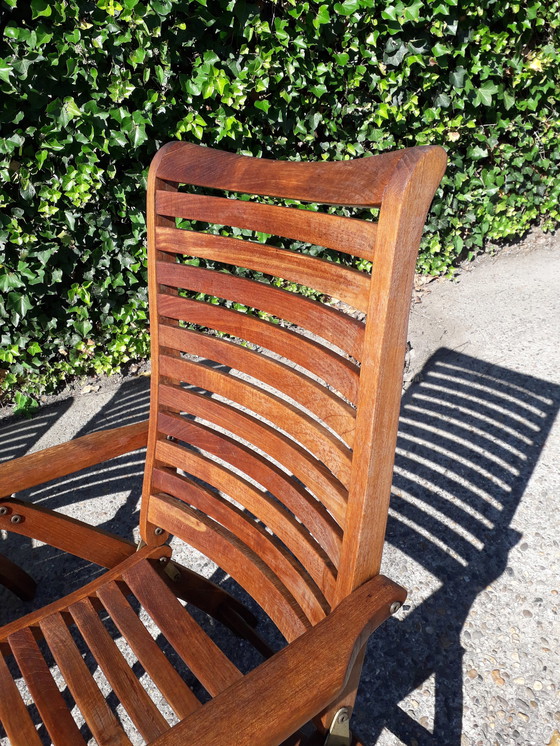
(0, 141), (446, 745)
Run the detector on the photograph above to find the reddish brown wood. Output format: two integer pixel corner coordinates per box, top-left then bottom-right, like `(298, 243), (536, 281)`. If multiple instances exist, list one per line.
(156, 191), (377, 260)
(0, 498), (135, 569)
(157, 293), (360, 404)
(157, 260), (365, 360)
(147, 494), (310, 641)
(151, 461), (328, 624)
(9, 627), (86, 746)
(40, 611), (133, 746)
(0, 651), (43, 746)
(0, 420), (148, 498)
(158, 354), (352, 487)
(156, 413), (342, 569)
(157, 382), (348, 526)
(156, 227), (370, 312)
(153, 140), (406, 207)
(158, 324), (356, 446)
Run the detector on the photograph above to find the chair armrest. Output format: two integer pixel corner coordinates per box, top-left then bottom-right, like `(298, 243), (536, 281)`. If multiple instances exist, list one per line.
(0, 420), (149, 498)
(153, 574), (406, 746)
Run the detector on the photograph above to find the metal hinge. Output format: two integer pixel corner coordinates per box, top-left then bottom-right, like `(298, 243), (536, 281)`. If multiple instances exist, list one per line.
(323, 708), (351, 746)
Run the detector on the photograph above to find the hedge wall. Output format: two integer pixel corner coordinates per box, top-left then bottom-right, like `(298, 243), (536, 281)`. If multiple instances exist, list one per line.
(1, 0), (559, 410)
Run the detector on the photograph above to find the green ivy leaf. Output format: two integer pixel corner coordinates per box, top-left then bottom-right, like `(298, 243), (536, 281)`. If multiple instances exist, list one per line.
(31, 0), (52, 19)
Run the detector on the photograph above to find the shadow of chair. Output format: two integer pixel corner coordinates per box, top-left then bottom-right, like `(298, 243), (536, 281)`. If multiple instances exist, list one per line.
(352, 346), (560, 744)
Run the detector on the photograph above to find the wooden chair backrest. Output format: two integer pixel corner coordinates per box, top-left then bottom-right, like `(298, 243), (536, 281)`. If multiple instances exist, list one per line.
(140, 142), (446, 641)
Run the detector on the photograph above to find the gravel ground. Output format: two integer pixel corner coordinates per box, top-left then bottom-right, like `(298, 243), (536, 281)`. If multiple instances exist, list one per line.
(1, 230), (559, 745)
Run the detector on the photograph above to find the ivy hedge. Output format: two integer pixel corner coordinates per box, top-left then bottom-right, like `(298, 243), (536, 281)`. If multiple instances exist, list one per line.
(1, 0), (559, 410)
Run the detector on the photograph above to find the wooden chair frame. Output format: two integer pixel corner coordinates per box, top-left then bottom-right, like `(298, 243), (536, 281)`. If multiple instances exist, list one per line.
(0, 141), (445, 746)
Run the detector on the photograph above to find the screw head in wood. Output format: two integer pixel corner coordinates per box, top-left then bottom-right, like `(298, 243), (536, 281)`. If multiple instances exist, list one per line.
(390, 601), (401, 614)
(10, 514), (22, 524)
(154, 527), (164, 536)
(0, 507), (8, 516)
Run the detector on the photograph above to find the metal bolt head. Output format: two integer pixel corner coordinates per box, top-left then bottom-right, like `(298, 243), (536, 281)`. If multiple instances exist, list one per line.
(159, 556), (168, 564)
(154, 527), (164, 536)
(337, 709), (350, 724)
(10, 514), (22, 524)
(389, 601), (401, 614)
(0, 507), (8, 516)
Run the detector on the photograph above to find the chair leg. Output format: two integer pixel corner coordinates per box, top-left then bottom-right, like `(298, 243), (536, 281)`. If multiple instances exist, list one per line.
(0, 553), (37, 602)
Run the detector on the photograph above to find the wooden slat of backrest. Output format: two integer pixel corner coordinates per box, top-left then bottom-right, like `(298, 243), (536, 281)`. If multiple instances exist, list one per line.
(122, 560), (242, 696)
(69, 597), (169, 742)
(159, 354), (352, 488)
(147, 495), (310, 642)
(9, 627), (86, 746)
(152, 448), (330, 622)
(158, 383), (347, 526)
(157, 192), (377, 260)
(157, 261), (365, 361)
(157, 413), (342, 569)
(39, 612), (133, 746)
(156, 227), (370, 312)
(157, 294), (360, 405)
(159, 325), (356, 447)
(155, 141), (406, 206)
(0, 652), (43, 746)
(95, 581), (201, 721)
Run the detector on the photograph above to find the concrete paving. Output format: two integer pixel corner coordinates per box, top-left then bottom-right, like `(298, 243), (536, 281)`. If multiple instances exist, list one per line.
(1, 232), (559, 745)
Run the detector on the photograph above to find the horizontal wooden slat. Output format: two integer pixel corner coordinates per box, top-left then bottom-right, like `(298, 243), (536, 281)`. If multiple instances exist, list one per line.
(151, 462), (328, 624)
(69, 597), (169, 742)
(154, 442), (330, 608)
(158, 383), (347, 526)
(40, 612), (133, 746)
(9, 627), (87, 746)
(156, 191), (377, 260)
(159, 325), (356, 447)
(157, 413), (342, 570)
(0, 651), (43, 746)
(157, 294), (360, 405)
(122, 559), (243, 695)
(154, 140), (406, 206)
(157, 261), (364, 361)
(147, 494), (310, 642)
(156, 226), (370, 312)
(159, 354), (352, 488)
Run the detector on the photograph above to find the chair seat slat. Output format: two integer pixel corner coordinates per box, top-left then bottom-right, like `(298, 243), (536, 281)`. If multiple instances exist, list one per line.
(95, 581), (201, 720)
(156, 226), (371, 312)
(122, 559), (243, 696)
(69, 597), (170, 742)
(9, 628), (87, 746)
(0, 652), (43, 746)
(156, 191), (377, 260)
(40, 612), (133, 746)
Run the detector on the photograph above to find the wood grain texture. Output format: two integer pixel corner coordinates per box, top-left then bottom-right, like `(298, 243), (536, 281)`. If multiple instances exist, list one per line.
(0, 650), (43, 746)
(157, 382), (348, 526)
(158, 353), (352, 488)
(147, 495), (310, 641)
(153, 140), (406, 207)
(155, 227), (370, 312)
(156, 294), (360, 404)
(158, 324), (356, 446)
(156, 191), (377, 260)
(148, 575), (406, 746)
(156, 412), (342, 570)
(0, 420), (148, 498)
(151, 460), (329, 623)
(156, 260), (365, 360)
